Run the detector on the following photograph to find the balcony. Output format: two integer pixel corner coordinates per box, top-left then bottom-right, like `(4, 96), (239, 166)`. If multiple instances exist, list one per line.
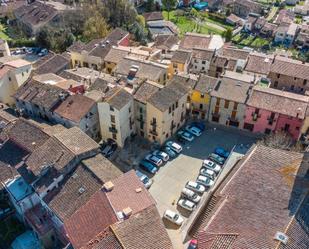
(109, 127), (118, 133)
(149, 129), (158, 136)
(251, 112), (261, 121)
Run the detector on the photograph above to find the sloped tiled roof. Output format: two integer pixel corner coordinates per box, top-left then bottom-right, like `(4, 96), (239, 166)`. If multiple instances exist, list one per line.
(84, 227), (122, 249)
(53, 127), (99, 156)
(197, 145), (309, 249)
(133, 81), (160, 104)
(270, 56), (309, 80)
(194, 74), (218, 93)
(25, 137), (75, 176)
(65, 190), (118, 249)
(111, 205), (173, 249)
(171, 50), (191, 64)
(54, 95), (95, 123)
(247, 86), (309, 119)
(82, 154), (122, 183)
(245, 52), (274, 75)
(46, 164), (102, 221)
(105, 170), (155, 215)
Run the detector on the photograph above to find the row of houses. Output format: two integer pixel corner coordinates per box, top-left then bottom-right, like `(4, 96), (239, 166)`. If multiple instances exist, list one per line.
(0, 111), (173, 249)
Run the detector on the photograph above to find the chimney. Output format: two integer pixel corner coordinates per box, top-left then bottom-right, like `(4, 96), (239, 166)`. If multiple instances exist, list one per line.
(123, 207), (132, 217)
(103, 181), (114, 191)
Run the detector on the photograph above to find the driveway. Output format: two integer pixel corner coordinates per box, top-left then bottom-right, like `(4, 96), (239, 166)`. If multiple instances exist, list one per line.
(149, 124), (258, 248)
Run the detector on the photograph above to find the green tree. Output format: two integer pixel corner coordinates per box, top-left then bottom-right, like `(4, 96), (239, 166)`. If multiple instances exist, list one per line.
(136, 15), (146, 28)
(223, 28), (233, 42)
(82, 12), (109, 42)
(145, 0), (155, 12)
(101, 0), (137, 28)
(162, 0), (177, 20)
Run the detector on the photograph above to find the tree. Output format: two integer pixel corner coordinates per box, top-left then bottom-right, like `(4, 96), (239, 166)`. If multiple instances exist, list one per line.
(257, 131), (303, 152)
(223, 28), (233, 42)
(101, 0), (137, 28)
(82, 12), (109, 42)
(162, 0), (177, 21)
(145, 0), (155, 12)
(136, 15), (145, 28)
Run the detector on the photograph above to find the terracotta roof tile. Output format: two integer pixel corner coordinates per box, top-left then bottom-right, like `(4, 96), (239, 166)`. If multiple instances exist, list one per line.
(111, 205), (173, 249)
(65, 190), (117, 249)
(105, 170), (155, 215)
(247, 86), (309, 119)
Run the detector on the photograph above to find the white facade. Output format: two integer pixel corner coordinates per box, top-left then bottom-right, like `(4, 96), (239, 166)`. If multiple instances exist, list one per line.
(190, 58), (211, 74)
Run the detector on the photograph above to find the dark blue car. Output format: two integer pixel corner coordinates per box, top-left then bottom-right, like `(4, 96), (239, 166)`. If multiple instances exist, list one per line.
(191, 122), (206, 131)
(139, 160), (158, 174)
(214, 147), (230, 159)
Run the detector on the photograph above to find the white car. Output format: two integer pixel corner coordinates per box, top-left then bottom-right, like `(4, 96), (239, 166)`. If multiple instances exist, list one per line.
(202, 159), (221, 174)
(178, 199), (196, 211)
(153, 150), (169, 161)
(163, 210), (184, 226)
(181, 188), (201, 203)
(186, 125), (202, 136)
(177, 130), (194, 142)
(185, 181), (206, 194)
(197, 175), (215, 188)
(200, 168), (215, 180)
(145, 154), (163, 167)
(166, 141), (183, 153)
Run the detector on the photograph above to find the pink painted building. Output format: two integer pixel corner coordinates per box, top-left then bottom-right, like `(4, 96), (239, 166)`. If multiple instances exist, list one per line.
(243, 86), (309, 140)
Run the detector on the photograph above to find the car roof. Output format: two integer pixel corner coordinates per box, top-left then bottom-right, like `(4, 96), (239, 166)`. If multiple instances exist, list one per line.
(165, 209), (176, 217)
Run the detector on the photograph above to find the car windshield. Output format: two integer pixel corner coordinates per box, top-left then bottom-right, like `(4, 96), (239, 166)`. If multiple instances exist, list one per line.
(141, 177), (149, 184)
(174, 214), (179, 220)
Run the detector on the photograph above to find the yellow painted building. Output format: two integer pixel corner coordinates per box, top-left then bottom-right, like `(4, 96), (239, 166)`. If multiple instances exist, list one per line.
(190, 75), (218, 120)
(168, 50), (191, 79)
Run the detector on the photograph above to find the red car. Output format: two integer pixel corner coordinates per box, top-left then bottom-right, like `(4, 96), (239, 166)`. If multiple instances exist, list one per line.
(188, 239), (197, 249)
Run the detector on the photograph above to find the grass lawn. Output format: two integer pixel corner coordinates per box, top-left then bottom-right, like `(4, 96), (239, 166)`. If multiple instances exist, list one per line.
(162, 11), (224, 36)
(0, 216), (25, 247)
(0, 23), (10, 41)
(266, 6), (278, 21)
(251, 37), (270, 48)
(232, 33), (243, 43)
(239, 35), (256, 46)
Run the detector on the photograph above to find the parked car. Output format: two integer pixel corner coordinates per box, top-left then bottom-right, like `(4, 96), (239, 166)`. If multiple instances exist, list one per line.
(208, 153), (225, 165)
(177, 130), (194, 142)
(135, 170), (153, 189)
(166, 141), (183, 153)
(145, 154), (163, 167)
(202, 159), (221, 174)
(185, 125), (202, 136)
(181, 188), (201, 203)
(191, 122), (205, 131)
(187, 239), (198, 249)
(163, 146), (177, 158)
(163, 210), (184, 226)
(153, 150), (169, 161)
(185, 181), (205, 194)
(200, 168), (215, 180)
(197, 175), (214, 187)
(101, 140), (117, 158)
(139, 160), (158, 174)
(178, 199), (196, 211)
(214, 147), (230, 158)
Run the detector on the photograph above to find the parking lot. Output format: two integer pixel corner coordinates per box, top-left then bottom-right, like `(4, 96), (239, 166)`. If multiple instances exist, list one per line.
(148, 124), (258, 248)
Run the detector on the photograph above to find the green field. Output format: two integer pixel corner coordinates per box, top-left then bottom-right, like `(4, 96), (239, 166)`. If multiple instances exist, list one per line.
(0, 23), (10, 40)
(162, 11), (224, 36)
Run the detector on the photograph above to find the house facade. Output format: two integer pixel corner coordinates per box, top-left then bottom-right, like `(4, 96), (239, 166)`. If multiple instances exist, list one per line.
(244, 86), (309, 140)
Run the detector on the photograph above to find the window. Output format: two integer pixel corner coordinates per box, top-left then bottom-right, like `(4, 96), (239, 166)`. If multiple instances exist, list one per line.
(22, 72), (24, 77)
(140, 121), (144, 130)
(112, 133), (117, 140)
(140, 107), (143, 113)
(173, 63), (178, 68)
(216, 98), (220, 106)
(176, 101), (178, 108)
(163, 74), (166, 81)
(224, 100), (229, 109)
(200, 93), (204, 98)
(172, 104), (175, 111)
(304, 79), (307, 85)
(110, 106), (114, 111)
(291, 85), (295, 91)
(277, 74), (280, 79)
(110, 115), (115, 123)
(202, 67), (205, 70)
(200, 104), (203, 109)
(202, 61), (206, 65)
(169, 107), (171, 113)
(129, 107), (131, 113)
(274, 81), (278, 88)
(233, 102), (238, 110)
(8, 77), (11, 81)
